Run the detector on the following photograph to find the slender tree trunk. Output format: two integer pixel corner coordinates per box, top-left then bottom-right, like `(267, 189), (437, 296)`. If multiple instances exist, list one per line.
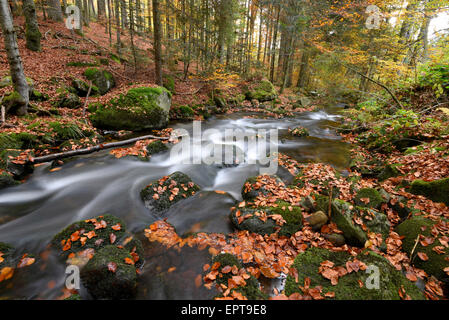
(22, 0), (41, 51)
(0, 0), (29, 115)
(97, 0), (105, 20)
(153, 0), (163, 85)
(114, 0), (121, 56)
(46, 0), (63, 21)
(269, 5), (280, 83)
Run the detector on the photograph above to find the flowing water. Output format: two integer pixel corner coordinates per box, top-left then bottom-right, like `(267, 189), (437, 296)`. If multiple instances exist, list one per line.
(0, 107), (350, 300)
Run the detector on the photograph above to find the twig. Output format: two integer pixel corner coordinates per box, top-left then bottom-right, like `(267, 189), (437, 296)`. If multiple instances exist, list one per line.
(82, 81), (93, 118)
(410, 234), (421, 262)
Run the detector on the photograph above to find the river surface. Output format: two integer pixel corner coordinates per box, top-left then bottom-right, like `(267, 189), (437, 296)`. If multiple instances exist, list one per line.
(0, 107), (350, 299)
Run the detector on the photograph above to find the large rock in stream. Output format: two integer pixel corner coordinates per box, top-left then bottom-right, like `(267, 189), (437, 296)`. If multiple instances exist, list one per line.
(230, 201), (303, 237)
(51, 215), (143, 299)
(285, 247), (425, 300)
(140, 172), (201, 214)
(90, 86), (171, 131)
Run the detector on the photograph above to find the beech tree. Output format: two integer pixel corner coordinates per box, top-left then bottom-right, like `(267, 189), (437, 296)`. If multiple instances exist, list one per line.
(0, 0), (30, 115)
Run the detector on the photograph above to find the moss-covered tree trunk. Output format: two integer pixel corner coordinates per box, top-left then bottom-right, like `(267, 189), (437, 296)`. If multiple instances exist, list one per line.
(0, 0), (29, 115)
(22, 0), (41, 51)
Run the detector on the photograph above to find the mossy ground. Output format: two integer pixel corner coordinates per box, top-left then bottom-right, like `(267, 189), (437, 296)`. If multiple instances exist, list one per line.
(395, 216), (449, 283)
(410, 178), (449, 206)
(285, 247), (425, 300)
(354, 188), (384, 209)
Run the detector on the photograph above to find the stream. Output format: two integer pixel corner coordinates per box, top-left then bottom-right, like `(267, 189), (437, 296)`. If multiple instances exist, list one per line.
(0, 106), (350, 300)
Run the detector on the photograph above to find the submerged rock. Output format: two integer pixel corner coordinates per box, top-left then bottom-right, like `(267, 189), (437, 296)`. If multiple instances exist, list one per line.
(410, 178), (449, 206)
(140, 172), (200, 213)
(90, 86), (171, 131)
(285, 247), (425, 300)
(209, 253), (267, 300)
(146, 140), (169, 156)
(230, 201), (303, 237)
(395, 216), (449, 285)
(80, 245), (137, 300)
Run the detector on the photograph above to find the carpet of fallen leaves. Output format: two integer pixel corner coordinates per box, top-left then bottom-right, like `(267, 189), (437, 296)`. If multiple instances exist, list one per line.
(141, 151), (447, 300)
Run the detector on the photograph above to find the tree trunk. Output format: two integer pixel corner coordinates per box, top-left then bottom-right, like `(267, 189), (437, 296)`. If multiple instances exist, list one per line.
(269, 5), (280, 83)
(153, 0), (163, 85)
(97, 0), (105, 20)
(47, 0), (63, 21)
(22, 0), (41, 51)
(0, 0), (29, 115)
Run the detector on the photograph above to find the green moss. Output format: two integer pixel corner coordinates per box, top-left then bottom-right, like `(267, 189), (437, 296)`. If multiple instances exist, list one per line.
(230, 201), (303, 237)
(90, 86), (171, 131)
(49, 121), (85, 141)
(146, 140), (169, 155)
(178, 105), (195, 118)
(290, 126), (310, 137)
(245, 80), (278, 102)
(378, 164), (400, 181)
(83, 68), (115, 95)
(80, 245), (137, 300)
(140, 172), (201, 213)
(395, 216), (449, 283)
(64, 294), (82, 300)
(0, 171), (20, 189)
(410, 178), (449, 206)
(163, 75), (175, 93)
(51, 215), (127, 260)
(354, 188), (384, 209)
(66, 61), (99, 67)
(285, 247), (424, 300)
(211, 253), (267, 300)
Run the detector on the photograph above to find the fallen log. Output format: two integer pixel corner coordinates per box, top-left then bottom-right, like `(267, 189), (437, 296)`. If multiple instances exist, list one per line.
(29, 134), (171, 165)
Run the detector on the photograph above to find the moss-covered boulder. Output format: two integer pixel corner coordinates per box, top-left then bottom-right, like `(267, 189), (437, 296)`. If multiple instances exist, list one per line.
(0, 171), (20, 190)
(241, 175), (283, 201)
(72, 79), (100, 97)
(80, 245), (137, 300)
(230, 201), (303, 237)
(0, 148), (34, 180)
(146, 140), (169, 156)
(55, 90), (81, 109)
(245, 80), (277, 102)
(354, 188), (384, 209)
(395, 216), (449, 284)
(410, 178), (449, 206)
(210, 253), (267, 300)
(84, 68), (115, 95)
(285, 247), (425, 300)
(30, 90), (49, 102)
(0, 76), (33, 89)
(331, 199), (390, 248)
(90, 86), (171, 131)
(51, 214), (143, 267)
(378, 164), (401, 181)
(140, 172), (200, 213)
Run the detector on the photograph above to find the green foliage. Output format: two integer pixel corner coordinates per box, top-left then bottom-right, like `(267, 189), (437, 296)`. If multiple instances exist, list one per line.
(418, 63), (449, 97)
